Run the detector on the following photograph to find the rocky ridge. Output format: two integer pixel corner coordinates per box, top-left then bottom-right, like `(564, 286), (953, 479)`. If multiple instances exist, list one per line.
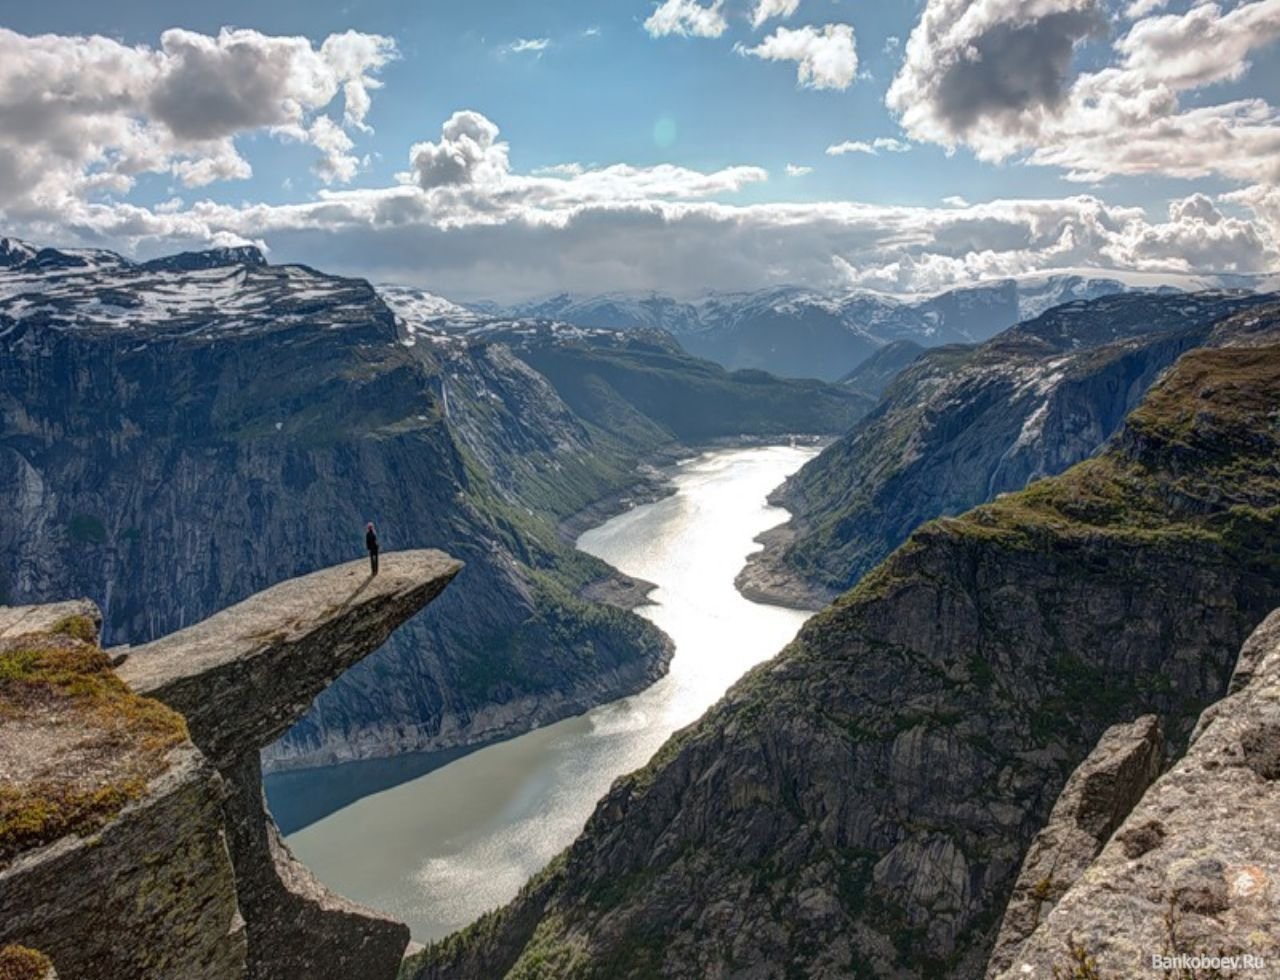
(992, 609), (1280, 977)
(0, 550), (459, 980)
(407, 339), (1280, 979)
(741, 292), (1279, 609)
(487, 270), (1278, 381)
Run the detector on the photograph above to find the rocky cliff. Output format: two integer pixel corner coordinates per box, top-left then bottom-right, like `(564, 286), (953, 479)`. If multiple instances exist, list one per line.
(741, 292), (1277, 609)
(0, 550), (459, 980)
(992, 608), (1280, 977)
(0, 239), (866, 774)
(406, 339), (1280, 979)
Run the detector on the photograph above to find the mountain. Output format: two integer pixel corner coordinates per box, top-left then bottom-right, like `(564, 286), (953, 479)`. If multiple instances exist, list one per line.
(485, 271), (1278, 381)
(838, 339), (924, 398)
(406, 331), (1280, 980)
(0, 238), (869, 774)
(740, 290), (1277, 608)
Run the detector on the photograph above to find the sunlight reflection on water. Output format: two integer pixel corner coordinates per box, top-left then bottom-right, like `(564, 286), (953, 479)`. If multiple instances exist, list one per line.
(284, 445), (818, 940)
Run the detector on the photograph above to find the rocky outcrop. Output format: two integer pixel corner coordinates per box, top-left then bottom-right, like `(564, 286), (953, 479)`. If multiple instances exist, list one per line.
(742, 293), (1277, 609)
(408, 342), (1280, 979)
(0, 604), (246, 980)
(986, 716), (1164, 977)
(119, 551), (461, 770)
(991, 609), (1280, 978)
(1, 550), (460, 980)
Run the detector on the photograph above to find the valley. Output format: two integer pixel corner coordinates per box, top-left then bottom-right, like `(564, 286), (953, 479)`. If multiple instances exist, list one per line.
(276, 445), (816, 941)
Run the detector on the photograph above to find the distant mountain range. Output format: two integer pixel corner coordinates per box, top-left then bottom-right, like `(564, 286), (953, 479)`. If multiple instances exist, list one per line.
(388, 269), (1280, 381)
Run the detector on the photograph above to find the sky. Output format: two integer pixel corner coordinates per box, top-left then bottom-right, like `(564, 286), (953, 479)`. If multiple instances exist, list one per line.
(0, 0), (1277, 300)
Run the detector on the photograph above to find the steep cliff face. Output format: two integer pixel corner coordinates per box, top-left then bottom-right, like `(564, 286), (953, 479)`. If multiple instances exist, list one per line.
(741, 292), (1276, 608)
(985, 716), (1165, 977)
(0, 241), (866, 771)
(992, 609), (1280, 978)
(0, 551), (460, 980)
(408, 341), (1280, 979)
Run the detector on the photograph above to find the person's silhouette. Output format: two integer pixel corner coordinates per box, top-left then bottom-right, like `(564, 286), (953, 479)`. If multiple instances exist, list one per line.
(365, 522), (379, 576)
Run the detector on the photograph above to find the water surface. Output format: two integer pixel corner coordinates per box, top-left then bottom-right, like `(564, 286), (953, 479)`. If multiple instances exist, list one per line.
(282, 445), (817, 940)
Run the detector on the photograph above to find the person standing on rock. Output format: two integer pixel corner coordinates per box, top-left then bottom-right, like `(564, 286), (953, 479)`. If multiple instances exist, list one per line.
(366, 521), (380, 576)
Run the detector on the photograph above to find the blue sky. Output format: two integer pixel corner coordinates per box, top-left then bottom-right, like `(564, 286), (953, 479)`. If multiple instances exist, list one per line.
(0, 0), (1277, 298)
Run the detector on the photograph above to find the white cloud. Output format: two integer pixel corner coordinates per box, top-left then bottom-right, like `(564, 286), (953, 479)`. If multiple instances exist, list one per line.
(827, 141), (875, 155)
(738, 24), (858, 90)
(1223, 183), (1280, 246)
(12, 108), (1273, 303)
(887, 0), (1106, 155)
(888, 0), (1280, 185)
(785, 163), (813, 176)
(506, 38), (550, 55)
(751, 0), (802, 29)
(0, 25), (394, 217)
(408, 111), (511, 190)
(644, 0), (728, 38)
(826, 137), (910, 156)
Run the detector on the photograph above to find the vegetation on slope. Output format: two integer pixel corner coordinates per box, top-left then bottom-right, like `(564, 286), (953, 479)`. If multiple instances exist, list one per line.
(0, 615), (187, 865)
(515, 332), (873, 444)
(0, 945), (53, 980)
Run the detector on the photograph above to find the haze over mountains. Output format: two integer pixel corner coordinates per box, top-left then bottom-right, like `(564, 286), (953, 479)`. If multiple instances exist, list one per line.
(389, 269), (1280, 382)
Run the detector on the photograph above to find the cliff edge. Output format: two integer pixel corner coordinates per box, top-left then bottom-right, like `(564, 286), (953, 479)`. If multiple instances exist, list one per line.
(0, 550), (461, 980)
(992, 609), (1280, 977)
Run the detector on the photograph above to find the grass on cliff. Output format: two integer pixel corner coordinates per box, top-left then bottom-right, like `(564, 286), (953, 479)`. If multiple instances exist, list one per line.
(934, 345), (1280, 546)
(0, 615), (188, 866)
(0, 946), (52, 980)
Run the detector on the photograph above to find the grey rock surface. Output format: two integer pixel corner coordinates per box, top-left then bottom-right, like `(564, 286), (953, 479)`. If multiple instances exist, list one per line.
(745, 295), (1278, 608)
(0, 741), (247, 980)
(120, 550), (460, 980)
(2, 550), (460, 980)
(992, 608), (1280, 978)
(119, 549), (462, 769)
(986, 715), (1164, 977)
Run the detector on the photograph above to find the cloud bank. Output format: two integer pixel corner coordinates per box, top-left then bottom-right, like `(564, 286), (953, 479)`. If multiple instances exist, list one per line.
(0, 14), (1276, 302)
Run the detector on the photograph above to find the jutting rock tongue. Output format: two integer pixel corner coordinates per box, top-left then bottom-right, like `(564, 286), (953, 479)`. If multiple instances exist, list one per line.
(0, 550), (460, 980)
(118, 549), (462, 980)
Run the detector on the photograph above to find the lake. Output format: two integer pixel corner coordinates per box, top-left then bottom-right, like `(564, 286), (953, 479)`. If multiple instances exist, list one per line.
(276, 444), (818, 940)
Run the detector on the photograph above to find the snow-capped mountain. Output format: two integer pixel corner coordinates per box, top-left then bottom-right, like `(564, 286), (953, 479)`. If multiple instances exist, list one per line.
(478, 269), (1277, 380)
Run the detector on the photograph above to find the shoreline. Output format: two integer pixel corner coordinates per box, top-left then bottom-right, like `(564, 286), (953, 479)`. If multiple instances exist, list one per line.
(267, 436), (831, 790)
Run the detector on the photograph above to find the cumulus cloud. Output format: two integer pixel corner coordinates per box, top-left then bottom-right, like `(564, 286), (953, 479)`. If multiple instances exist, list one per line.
(888, 0), (1280, 184)
(11, 107), (1274, 303)
(738, 24), (858, 90)
(1126, 193), (1272, 272)
(887, 0), (1106, 154)
(0, 25), (394, 218)
(751, 0), (802, 29)
(1125, 0), (1169, 17)
(644, 0), (728, 38)
(785, 163), (813, 176)
(827, 137), (909, 155)
(408, 111), (510, 189)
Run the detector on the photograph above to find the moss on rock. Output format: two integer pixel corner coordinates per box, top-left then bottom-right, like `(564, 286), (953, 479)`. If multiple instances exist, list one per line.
(0, 623), (188, 866)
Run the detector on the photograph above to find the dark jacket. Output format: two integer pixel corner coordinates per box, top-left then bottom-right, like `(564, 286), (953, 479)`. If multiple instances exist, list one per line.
(366, 528), (379, 552)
